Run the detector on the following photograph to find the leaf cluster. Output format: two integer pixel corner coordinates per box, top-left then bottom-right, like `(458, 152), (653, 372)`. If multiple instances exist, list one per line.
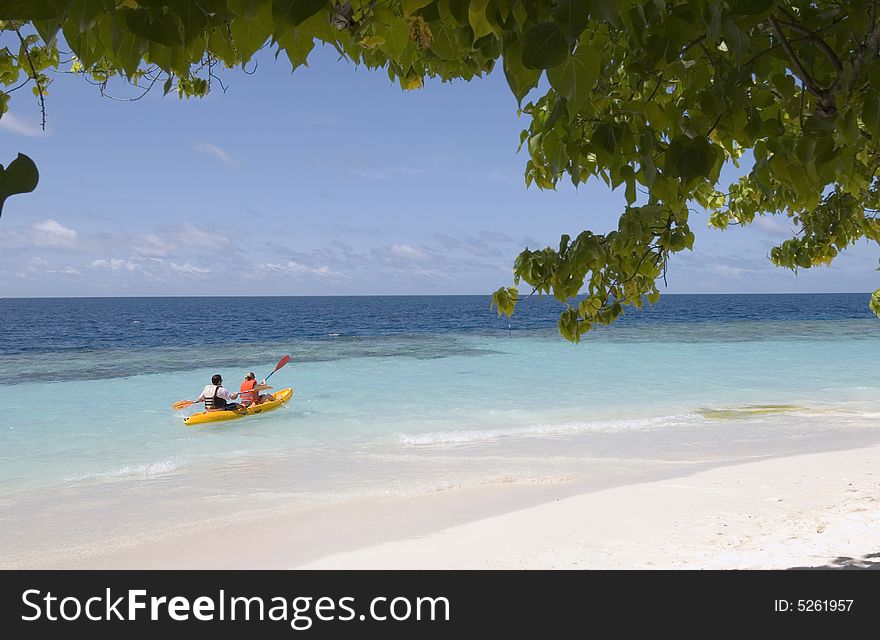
(2, 1), (880, 334)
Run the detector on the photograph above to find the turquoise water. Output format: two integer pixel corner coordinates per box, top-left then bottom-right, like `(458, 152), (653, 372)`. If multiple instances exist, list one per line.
(1, 295), (880, 565)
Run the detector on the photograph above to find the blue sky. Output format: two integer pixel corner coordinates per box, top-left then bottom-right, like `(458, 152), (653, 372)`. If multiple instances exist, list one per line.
(0, 42), (877, 297)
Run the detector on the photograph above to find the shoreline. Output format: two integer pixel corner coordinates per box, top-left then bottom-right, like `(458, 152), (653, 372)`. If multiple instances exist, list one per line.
(300, 443), (880, 570)
(9, 442), (879, 570)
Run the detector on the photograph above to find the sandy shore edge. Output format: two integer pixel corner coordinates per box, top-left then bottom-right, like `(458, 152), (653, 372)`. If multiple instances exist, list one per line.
(299, 444), (880, 569)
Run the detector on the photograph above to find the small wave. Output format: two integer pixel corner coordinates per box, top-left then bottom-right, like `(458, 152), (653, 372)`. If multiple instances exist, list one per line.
(397, 413), (695, 445)
(64, 460), (180, 483)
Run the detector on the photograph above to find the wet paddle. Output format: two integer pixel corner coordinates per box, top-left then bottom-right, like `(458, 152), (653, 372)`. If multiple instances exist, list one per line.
(172, 399), (196, 410)
(263, 355), (291, 383)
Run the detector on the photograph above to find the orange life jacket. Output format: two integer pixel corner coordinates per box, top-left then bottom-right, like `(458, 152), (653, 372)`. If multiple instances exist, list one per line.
(240, 379), (258, 405)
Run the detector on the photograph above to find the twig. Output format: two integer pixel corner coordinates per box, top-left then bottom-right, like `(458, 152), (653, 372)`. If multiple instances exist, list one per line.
(775, 10), (843, 71)
(96, 74), (160, 102)
(768, 15), (826, 100)
(14, 28), (46, 130)
(679, 35), (706, 58)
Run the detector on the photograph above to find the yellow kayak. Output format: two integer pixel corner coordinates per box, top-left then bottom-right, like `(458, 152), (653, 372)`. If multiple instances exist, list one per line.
(183, 388), (293, 426)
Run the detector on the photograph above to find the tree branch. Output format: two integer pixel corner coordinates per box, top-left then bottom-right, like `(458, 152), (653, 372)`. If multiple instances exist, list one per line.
(679, 35), (706, 58)
(775, 10), (843, 72)
(832, 13), (880, 96)
(768, 15), (827, 101)
(14, 28), (46, 130)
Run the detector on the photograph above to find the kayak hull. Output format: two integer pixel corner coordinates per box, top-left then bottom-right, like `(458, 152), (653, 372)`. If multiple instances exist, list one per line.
(183, 388), (293, 426)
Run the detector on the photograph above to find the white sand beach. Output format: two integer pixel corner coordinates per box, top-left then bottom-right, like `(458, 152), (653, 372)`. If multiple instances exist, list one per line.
(40, 443), (879, 571)
(299, 444), (880, 569)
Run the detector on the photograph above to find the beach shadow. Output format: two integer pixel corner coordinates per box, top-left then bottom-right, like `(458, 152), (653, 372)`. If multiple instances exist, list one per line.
(789, 552), (880, 570)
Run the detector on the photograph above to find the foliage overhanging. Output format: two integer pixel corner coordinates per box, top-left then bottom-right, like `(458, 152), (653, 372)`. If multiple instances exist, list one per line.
(2, 0), (880, 338)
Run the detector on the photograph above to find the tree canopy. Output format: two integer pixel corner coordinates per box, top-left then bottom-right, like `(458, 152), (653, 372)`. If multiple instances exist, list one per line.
(2, 0), (880, 338)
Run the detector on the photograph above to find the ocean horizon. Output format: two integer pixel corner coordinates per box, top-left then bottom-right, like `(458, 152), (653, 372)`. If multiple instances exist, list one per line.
(2, 292), (880, 567)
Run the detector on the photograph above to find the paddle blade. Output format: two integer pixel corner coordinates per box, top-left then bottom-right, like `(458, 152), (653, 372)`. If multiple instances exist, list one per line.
(273, 355), (291, 372)
(265, 355), (291, 381)
(172, 400), (195, 410)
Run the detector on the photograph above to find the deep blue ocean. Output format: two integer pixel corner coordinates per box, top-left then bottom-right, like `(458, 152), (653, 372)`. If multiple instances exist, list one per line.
(1, 293), (877, 381)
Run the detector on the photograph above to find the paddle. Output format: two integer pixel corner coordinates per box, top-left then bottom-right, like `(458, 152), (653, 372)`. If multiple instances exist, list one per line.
(172, 399), (195, 410)
(263, 354), (291, 383)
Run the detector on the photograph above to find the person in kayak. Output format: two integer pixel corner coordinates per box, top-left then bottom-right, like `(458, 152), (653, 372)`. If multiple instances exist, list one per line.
(239, 371), (276, 407)
(196, 374), (244, 412)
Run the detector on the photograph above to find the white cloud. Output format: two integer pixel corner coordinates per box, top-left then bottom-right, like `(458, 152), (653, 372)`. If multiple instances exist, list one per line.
(478, 230), (514, 243)
(31, 219), (78, 248)
(0, 113), (45, 136)
(91, 258), (140, 271)
(755, 216), (796, 237)
(711, 264), (756, 278)
(52, 266), (82, 276)
(433, 233), (504, 258)
(177, 223), (230, 249)
(15, 257), (81, 278)
(133, 233), (172, 257)
(390, 244), (426, 259)
(259, 260), (338, 277)
(169, 261), (210, 275)
(194, 142), (239, 167)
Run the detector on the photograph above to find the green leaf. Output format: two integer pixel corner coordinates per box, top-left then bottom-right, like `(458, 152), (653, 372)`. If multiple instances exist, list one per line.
(624, 168), (636, 205)
(69, 0), (105, 33)
(836, 107), (859, 146)
(729, 0), (777, 15)
(491, 286), (518, 317)
(227, 0), (263, 18)
(272, 0), (325, 31)
(871, 289), (880, 318)
(230, 17), (270, 61)
(468, 0), (493, 39)
(589, 0), (620, 25)
(553, 0), (589, 44)
(208, 26), (238, 65)
(276, 26), (314, 69)
(503, 37), (541, 105)
(402, 0), (433, 15)
(546, 44), (599, 112)
(0, 0), (66, 20)
(429, 22), (464, 60)
(666, 136), (717, 184)
(512, 0), (528, 27)
(721, 17), (750, 63)
(113, 30), (147, 79)
(861, 95), (880, 139)
(558, 307), (580, 342)
(521, 23), (569, 70)
(374, 14), (411, 61)
(593, 123), (619, 155)
(166, 0), (208, 46)
(0, 153), (39, 218)
(123, 7), (183, 46)
(438, 0), (470, 26)
(32, 17), (63, 44)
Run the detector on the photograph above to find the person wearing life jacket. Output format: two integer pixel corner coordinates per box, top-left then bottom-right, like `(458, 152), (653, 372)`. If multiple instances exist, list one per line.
(196, 374), (243, 412)
(239, 371), (275, 407)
